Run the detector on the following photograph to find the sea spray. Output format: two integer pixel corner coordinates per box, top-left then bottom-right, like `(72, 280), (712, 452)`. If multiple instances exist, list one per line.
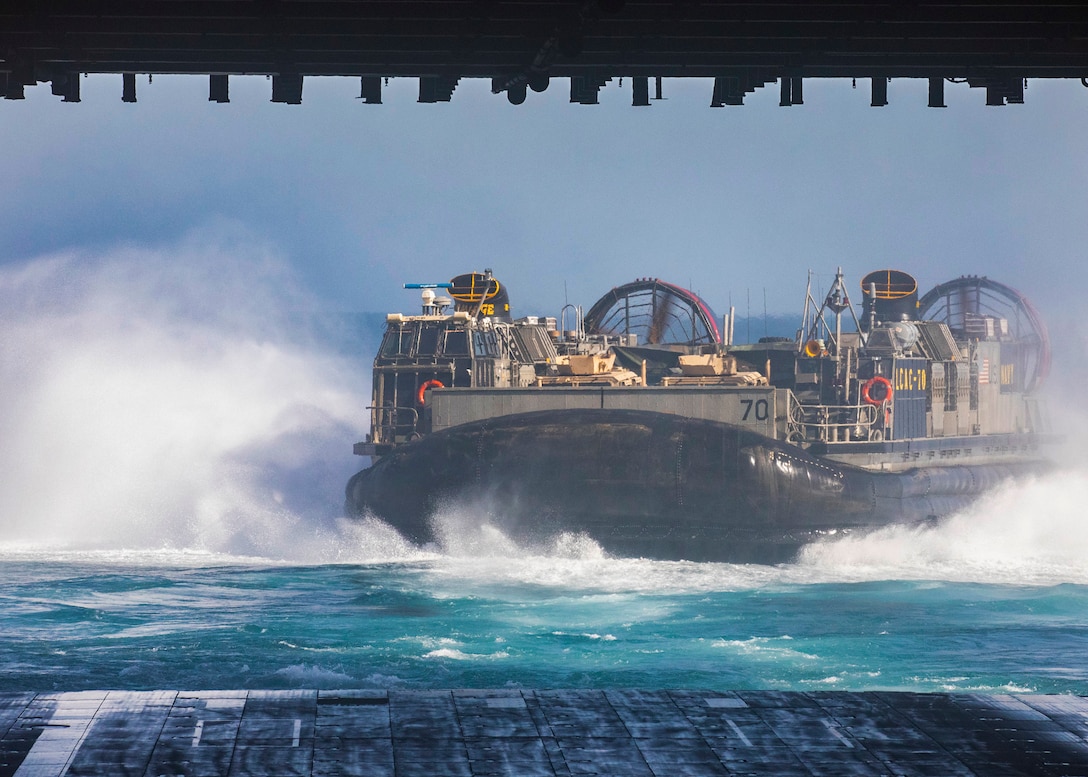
(395, 465), (1088, 596)
(797, 467), (1088, 586)
(0, 235), (368, 559)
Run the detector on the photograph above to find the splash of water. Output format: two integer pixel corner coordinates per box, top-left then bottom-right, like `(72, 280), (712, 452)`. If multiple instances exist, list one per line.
(388, 467), (1088, 593)
(797, 468), (1088, 586)
(0, 235), (369, 560)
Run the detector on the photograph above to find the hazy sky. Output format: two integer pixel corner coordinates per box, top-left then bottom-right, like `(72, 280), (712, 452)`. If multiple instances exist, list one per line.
(2, 74), (1086, 319)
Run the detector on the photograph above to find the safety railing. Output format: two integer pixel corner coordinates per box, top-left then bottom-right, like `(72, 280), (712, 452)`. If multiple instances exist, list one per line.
(368, 405), (421, 446)
(787, 398), (882, 443)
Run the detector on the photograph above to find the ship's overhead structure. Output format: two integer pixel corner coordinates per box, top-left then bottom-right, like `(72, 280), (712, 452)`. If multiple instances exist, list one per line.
(348, 268), (1054, 562)
(5, 3), (1088, 108)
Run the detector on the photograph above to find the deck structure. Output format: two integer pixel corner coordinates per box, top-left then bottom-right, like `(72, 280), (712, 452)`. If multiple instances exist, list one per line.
(4, 689), (1088, 776)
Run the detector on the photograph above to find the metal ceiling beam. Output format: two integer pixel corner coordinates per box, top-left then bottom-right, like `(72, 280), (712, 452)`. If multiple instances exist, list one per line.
(3, 2), (1087, 103)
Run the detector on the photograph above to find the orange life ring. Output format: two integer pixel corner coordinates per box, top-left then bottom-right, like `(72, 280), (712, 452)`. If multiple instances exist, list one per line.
(417, 379), (444, 406)
(861, 375), (893, 406)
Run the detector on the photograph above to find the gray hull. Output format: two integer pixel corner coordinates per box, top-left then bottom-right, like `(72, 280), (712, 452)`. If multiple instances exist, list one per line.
(347, 408), (1044, 562)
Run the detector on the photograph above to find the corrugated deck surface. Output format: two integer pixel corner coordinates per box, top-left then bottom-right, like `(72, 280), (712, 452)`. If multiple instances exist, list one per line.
(3, 689), (1088, 776)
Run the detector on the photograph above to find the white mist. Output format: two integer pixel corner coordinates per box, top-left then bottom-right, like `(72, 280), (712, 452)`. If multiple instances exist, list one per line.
(0, 234), (369, 559)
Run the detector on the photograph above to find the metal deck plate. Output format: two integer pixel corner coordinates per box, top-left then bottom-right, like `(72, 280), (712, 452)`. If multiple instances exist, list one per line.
(3, 689), (1088, 776)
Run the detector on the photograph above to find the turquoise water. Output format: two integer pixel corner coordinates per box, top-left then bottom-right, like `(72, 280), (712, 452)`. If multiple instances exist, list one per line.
(3, 483), (1088, 694)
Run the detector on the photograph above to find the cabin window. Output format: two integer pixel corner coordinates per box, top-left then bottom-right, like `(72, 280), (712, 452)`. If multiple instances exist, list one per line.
(473, 331), (500, 358)
(443, 329), (469, 356)
(416, 325), (441, 356)
(379, 327), (412, 357)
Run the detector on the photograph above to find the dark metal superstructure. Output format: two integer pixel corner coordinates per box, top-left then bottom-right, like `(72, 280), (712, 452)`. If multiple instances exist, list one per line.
(348, 268), (1054, 562)
(361, 271), (562, 455)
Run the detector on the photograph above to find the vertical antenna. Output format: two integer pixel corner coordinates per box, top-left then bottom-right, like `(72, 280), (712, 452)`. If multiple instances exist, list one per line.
(746, 288), (751, 343)
(801, 270), (813, 347)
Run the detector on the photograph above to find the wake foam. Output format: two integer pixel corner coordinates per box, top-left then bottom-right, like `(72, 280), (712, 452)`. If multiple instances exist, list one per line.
(402, 469), (1088, 592)
(426, 500), (606, 561)
(410, 503), (786, 595)
(797, 467), (1088, 586)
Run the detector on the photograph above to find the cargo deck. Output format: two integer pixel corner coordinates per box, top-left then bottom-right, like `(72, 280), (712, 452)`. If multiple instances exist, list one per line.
(4, 689), (1087, 776)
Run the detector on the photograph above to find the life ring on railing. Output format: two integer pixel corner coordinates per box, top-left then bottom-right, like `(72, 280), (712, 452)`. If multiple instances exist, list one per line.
(417, 379), (444, 406)
(861, 375), (893, 406)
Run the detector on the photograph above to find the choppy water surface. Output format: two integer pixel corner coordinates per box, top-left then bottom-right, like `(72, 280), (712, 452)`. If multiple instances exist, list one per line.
(2, 247), (1086, 695)
(3, 486), (1088, 694)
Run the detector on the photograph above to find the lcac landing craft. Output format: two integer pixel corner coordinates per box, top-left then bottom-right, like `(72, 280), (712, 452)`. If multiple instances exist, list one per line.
(347, 268), (1055, 562)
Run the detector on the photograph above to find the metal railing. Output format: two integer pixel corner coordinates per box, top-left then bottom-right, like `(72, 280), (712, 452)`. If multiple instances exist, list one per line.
(788, 397), (882, 443)
(368, 405), (421, 445)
